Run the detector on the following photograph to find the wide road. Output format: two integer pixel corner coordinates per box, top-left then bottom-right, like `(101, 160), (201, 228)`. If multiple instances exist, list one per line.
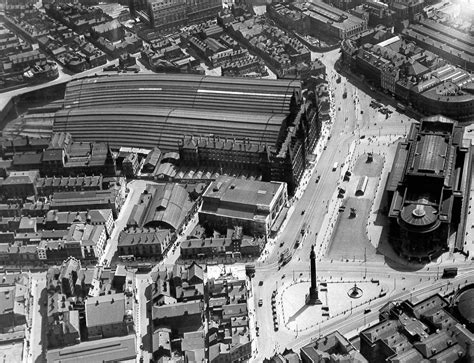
(290, 270), (474, 351)
(135, 274), (153, 363)
(29, 272), (47, 363)
(266, 49), (411, 267)
(252, 255), (474, 360)
(251, 48), (462, 360)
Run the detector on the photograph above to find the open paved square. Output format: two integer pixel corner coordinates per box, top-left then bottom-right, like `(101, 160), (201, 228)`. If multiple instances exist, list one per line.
(278, 279), (386, 335)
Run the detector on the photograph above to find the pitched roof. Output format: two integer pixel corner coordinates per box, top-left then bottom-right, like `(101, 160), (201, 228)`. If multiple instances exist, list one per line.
(3, 170), (39, 185)
(152, 300), (202, 320)
(187, 262), (203, 283)
(142, 183), (194, 230)
(85, 293), (126, 327)
(46, 334), (136, 363)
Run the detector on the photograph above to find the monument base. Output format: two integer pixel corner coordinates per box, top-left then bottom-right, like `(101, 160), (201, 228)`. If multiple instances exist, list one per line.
(306, 288), (322, 305)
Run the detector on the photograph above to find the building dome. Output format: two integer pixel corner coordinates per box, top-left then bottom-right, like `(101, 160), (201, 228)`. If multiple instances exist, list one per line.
(399, 204), (440, 232)
(456, 288), (474, 324)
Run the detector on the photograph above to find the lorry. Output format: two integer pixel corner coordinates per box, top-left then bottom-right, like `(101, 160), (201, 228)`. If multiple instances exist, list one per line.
(333, 162), (338, 171)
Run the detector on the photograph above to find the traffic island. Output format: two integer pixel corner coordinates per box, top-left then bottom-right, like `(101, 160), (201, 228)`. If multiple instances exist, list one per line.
(278, 279), (386, 334)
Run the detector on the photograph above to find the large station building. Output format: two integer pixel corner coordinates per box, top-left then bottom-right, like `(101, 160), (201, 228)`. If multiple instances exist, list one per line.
(25, 73), (322, 193)
(386, 116), (471, 262)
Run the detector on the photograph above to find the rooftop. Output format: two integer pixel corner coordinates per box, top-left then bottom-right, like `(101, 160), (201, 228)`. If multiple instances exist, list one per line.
(46, 334), (136, 363)
(84, 293), (126, 328)
(203, 176), (284, 209)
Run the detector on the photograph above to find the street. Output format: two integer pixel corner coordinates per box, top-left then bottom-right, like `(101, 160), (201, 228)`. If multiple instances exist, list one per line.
(135, 274), (152, 363)
(29, 273), (46, 363)
(250, 48), (474, 360)
(100, 179), (158, 266)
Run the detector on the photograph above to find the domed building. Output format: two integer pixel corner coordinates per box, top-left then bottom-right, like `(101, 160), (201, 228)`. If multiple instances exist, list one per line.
(454, 285), (474, 332)
(385, 115), (472, 262)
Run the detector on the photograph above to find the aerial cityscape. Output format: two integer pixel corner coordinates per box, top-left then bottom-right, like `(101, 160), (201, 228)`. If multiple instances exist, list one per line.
(0, 0), (473, 361)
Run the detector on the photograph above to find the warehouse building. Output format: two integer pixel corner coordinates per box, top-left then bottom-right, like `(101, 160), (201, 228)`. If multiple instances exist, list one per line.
(199, 176), (288, 236)
(296, 0), (367, 40)
(130, 0), (221, 33)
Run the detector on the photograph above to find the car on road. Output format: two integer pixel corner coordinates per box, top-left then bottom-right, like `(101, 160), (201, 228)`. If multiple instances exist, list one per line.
(258, 299), (263, 307)
(360, 135), (366, 139)
(281, 274), (286, 279)
(259, 281), (263, 286)
(301, 210), (305, 215)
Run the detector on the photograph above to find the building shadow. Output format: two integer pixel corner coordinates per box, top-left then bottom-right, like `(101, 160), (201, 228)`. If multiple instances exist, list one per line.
(372, 182), (426, 272)
(143, 284), (152, 355)
(287, 303), (311, 325)
(35, 287), (48, 363)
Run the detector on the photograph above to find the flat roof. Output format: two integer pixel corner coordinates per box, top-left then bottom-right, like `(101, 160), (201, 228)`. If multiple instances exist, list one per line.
(203, 176), (284, 207)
